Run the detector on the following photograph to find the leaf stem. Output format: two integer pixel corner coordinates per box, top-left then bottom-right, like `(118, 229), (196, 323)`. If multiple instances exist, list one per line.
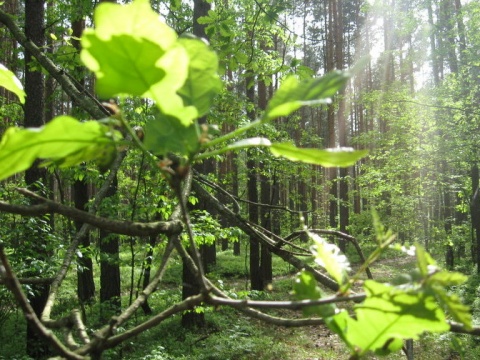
(195, 140), (270, 161)
(343, 234), (396, 293)
(116, 113), (159, 167)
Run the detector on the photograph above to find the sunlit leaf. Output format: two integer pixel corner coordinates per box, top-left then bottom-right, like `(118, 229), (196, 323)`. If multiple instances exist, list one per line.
(263, 71), (349, 121)
(177, 37), (222, 117)
(270, 143), (367, 167)
(0, 63), (25, 103)
(0, 116), (120, 180)
(81, 0), (196, 125)
(309, 232), (350, 285)
(328, 281), (449, 357)
(428, 270), (468, 287)
(293, 270), (336, 317)
(433, 287), (472, 330)
(423, 266), (471, 329)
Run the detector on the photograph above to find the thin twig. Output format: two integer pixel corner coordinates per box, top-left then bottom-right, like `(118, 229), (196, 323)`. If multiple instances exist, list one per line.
(191, 181), (340, 291)
(0, 9), (109, 119)
(0, 244), (84, 360)
(42, 152), (125, 324)
(207, 293), (366, 310)
(173, 170), (209, 291)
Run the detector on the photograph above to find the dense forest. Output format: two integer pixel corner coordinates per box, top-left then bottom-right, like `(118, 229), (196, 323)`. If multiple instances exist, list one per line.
(1, 0), (480, 359)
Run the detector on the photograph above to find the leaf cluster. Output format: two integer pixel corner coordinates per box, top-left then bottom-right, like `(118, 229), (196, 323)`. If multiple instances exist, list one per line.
(293, 219), (472, 358)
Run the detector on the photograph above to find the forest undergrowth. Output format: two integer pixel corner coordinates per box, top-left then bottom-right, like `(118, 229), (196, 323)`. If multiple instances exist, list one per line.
(1, 245), (478, 360)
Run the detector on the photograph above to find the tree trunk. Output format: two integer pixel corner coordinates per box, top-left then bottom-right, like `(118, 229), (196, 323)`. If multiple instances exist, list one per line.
(258, 75), (272, 287)
(181, 0), (212, 327)
(232, 151), (241, 256)
(99, 176), (121, 318)
(246, 72), (262, 290)
(439, 0), (459, 74)
(427, 0), (441, 85)
(334, 0), (349, 252)
(74, 179), (96, 304)
(140, 234), (156, 315)
(442, 160), (454, 270)
(454, 0), (466, 66)
(219, 154), (229, 251)
(24, 1), (50, 357)
(471, 164), (480, 271)
(327, 0), (337, 234)
(71, 14), (96, 306)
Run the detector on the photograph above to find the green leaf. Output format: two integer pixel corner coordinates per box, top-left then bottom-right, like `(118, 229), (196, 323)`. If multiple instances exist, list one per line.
(81, 0), (196, 125)
(422, 266), (471, 329)
(0, 116), (120, 180)
(270, 143), (367, 167)
(177, 37), (222, 117)
(0, 63), (25, 103)
(329, 281), (449, 357)
(55, 45), (80, 69)
(263, 71), (349, 121)
(309, 232), (350, 285)
(415, 244), (437, 277)
(197, 16), (214, 25)
(428, 270), (468, 287)
(144, 114), (201, 157)
(372, 208), (396, 245)
(235, 51), (249, 64)
(293, 270), (336, 317)
(433, 287), (472, 330)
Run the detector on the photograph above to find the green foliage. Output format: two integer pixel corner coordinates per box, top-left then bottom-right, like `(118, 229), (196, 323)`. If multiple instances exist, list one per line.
(333, 280), (447, 356)
(0, 116), (120, 180)
(293, 270), (336, 317)
(81, 0), (197, 125)
(184, 210), (222, 246)
(294, 217), (471, 358)
(0, 63), (25, 103)
(0, 0), (366, 178)
(144, 114), (201, 157)
(0, 1), (473, 359)
(270, 143), (368, 168)
(294, 265), (465, 357)
(262, 71), (349, 122)
(176, 37), (222, 117)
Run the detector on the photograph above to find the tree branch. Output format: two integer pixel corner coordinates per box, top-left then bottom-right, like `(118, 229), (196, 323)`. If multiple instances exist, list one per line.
(0, 10), (109, 119)
(191, 180), (339, 291)
(0, 277), (54, 285)
(207, 293), (366, 310)
(449, 322), (480, 336)
(0, 244), (84, 360)
(194, 171), (310, 215)
(0, 188), (182, 237)
(287, 229), (373, 279)
(77, 293), (206, 354)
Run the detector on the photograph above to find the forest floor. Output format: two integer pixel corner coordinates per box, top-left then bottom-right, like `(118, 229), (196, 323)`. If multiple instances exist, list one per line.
(0, 250), (470, 360)
(247, 253), (463, 360)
